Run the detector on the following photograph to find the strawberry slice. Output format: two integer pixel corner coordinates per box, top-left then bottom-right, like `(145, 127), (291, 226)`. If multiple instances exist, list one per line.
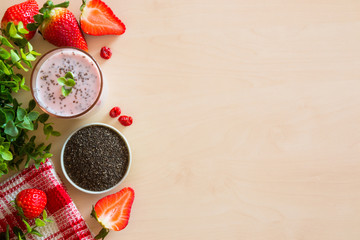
(91, 187), (135, 238)
(80, 0), (126, 36)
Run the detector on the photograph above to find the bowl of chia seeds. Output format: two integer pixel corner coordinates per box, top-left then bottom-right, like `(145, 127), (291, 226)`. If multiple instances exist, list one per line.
(61, 123), (131, 194)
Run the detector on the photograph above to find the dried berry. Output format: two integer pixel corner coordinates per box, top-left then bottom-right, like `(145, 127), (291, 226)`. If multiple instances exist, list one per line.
(109, 107), (121, 118)
(100, 46), (112, 59)
(119, 115), (133, 126)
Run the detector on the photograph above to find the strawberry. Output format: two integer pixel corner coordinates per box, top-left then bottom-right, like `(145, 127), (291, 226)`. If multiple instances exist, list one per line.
(15, 189), (47, 219)
(1, 0), (39, 40)
(91, 187), (134, 239)
(28, 1), (88, 51)
(80, 0), (126, 36)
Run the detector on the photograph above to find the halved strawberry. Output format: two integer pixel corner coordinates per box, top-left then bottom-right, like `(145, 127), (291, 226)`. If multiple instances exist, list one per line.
(80, 0), (126, 36)
(91, 187), (134, 239)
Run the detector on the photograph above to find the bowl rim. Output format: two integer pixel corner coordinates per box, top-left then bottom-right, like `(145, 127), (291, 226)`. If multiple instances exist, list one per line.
(30, 47), (104, 119)
(60, 122), (132, 194)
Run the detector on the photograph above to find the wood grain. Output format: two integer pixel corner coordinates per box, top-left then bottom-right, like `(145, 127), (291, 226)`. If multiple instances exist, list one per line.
(1, 0), (360, 239)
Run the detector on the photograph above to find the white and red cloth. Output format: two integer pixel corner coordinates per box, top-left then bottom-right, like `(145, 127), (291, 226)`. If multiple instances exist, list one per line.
(0, 159), (94, 240)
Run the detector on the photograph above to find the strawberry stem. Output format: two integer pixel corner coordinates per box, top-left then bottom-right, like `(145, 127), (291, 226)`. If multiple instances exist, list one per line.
(80, 0), (87, 12)
(94, 228), (110, 240)
(28, 0), (70, 31)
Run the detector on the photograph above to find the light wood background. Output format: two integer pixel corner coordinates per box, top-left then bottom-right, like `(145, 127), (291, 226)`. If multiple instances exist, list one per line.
(1, 0), (360, 239)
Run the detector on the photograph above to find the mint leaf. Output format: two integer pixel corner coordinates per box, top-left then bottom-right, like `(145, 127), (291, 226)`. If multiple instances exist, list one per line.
(35, 218), (45, 227)
(65, 71), (74, 79)
(57, 77), (66, 86)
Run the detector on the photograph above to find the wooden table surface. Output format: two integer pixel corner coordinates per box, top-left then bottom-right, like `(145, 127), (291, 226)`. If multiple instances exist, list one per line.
(1, 0), (360, 239)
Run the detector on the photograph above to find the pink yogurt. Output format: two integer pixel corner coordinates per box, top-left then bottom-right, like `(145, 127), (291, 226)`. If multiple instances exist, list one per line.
(31, 48), (103, 118)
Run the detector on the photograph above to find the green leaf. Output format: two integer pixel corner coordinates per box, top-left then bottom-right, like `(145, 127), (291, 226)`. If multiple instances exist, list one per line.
(27, 111), (39, 121)
(17, 21), (24, 30)
(34, 162), (41, 169)
(0, 110), (7, 125)
(21, 77), (30, 91)
(43, 210), (48, 220)
(0, 61), (11, 75)
(13, 226), (23, 235)
(0, 163), (9, 175)
(8, 23), (17, 38)
(27, 42), (33, 52)
(17, 22), (29, 35)
(1, 149), (13, 161)
(20, 48), (27, 60)
(0, 48), (10, 59)
(43, 124), (53, 136)
(15, 62), (28, 72)
(57, 77), (66, 86)
(4, 121), (18, 137)
(30, 50), (41, 56)
(12, 74), (21, 83)
(3, 109), (15, 122)
(51, 131), (61, 136)
(27, 100), (36, 112)
(1, 37), (13, 48)
(2, 142), (10, 150)
(22, 59), (32, 68)
(44, 143), (52, 152)
(17, 107), (26, 121)
(26, 23), (38, 32)
(10, 49), (20, 64)
(38, 113), (49, 123)
(43, 153), (53, 158)
(65, 71), (74, 79)
(5, 224), (9, 240)
(61, 87), (72, 97)
(30, 229), (42, 237)
(66, 78), (76, 87)
(35, 218), (45, 227)
(25, 53), (36, 61)
(23, 219), (32, 233)
(18, 116), (33, 130)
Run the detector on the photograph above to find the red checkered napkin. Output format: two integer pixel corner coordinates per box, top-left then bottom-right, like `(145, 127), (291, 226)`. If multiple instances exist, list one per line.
(0, 159), (94, 240)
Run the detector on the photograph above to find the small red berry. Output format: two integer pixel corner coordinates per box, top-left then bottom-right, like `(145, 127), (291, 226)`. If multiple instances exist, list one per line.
(119, 115), (133, 126)
(100, 46), (112, 59)
(109, 107), (121, 118)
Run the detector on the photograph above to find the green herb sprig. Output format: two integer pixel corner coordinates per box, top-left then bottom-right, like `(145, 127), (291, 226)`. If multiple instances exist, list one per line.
(0, 210), (52, 240)
(0, 22), (60, 177)
(57, 71), (75, 96)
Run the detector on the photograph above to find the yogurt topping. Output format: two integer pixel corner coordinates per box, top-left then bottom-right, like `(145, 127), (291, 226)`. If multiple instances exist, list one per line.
(33, 49), (102, 117)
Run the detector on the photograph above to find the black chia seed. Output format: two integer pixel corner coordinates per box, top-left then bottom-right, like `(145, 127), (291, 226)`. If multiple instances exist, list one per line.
(63, 125), (130, 191)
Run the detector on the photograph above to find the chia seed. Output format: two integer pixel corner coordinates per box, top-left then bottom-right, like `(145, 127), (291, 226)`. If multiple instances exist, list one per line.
(63, 125), (130, 191)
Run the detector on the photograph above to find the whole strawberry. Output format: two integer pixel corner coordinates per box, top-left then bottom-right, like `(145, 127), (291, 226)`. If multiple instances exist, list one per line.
(28, 1), (88, 51)
(1, 0), (39, 40)
(15, 189), (47, 219)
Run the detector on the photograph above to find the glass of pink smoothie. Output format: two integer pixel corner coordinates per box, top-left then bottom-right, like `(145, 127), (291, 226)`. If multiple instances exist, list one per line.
(31, 47), (103, 118)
